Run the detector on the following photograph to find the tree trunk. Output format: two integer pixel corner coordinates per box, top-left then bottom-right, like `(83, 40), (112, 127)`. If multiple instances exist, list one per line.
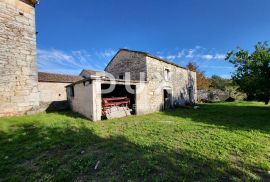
(265, 100), (269, 105)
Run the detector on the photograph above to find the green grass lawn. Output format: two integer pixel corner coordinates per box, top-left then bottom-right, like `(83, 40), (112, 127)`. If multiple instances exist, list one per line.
(0, 102), (270, 181)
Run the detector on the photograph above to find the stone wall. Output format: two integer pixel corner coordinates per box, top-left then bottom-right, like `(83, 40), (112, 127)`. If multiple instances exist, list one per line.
(38, 82), (70, 103)
(105, 50), (147, 80)
(198, 89), (230, 102)
(146, 56), (197, 112)
(0, 0), (39, 117)
(37, 82), (71, 112)
(197, 89), (246, 102)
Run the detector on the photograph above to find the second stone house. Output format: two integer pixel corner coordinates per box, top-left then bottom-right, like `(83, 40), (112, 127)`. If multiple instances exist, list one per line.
(67, 49), (197, 121)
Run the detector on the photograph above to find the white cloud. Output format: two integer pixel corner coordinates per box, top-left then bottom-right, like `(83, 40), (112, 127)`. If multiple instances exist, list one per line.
(156, 46), (226, 62)
(201, 54), (214, 60)
(177, 50), (185, 58)
(166, 55), (176, 60)
(96, 49), (117, 58)
(185, 49), (194, 58)
(37, 48), (114, 74)
(200, 53), (226, 60)
(38, 49), (90, 69)
(154, 46), (230, 78)
(214, 54), (226, 60)
(37, 49), (72, 65)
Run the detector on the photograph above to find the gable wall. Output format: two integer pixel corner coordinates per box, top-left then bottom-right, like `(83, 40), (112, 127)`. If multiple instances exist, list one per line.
(105, 50), (147, 81)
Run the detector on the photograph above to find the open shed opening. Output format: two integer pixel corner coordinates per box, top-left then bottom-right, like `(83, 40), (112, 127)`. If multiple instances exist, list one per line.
(101, 84), (136, 118)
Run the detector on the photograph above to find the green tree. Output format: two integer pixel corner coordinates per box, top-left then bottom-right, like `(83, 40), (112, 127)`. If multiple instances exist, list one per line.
(210, 75), (232, 91)
(226, 42), (270, 104)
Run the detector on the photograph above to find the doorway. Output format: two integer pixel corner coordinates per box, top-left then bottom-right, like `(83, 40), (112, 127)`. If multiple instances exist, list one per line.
(163, 89), (172, 110)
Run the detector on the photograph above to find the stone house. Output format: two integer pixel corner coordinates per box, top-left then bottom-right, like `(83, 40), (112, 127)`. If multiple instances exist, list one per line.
(67, 49), (197, 121)
(106, 49), (197, 111)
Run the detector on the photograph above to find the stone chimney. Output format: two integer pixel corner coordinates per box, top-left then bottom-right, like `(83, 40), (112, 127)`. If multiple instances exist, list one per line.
(0, 0), (39, 116)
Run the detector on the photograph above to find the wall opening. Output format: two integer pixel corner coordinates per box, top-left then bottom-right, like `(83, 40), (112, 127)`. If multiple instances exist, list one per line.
(163, 89), (172, 110)
(118, 74), (124, 79)
(101, 84), (136, 118)
(164, 68), (171, 81)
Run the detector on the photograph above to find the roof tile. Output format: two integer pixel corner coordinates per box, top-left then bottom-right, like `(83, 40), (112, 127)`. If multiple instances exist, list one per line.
(38, 72), (83, 83)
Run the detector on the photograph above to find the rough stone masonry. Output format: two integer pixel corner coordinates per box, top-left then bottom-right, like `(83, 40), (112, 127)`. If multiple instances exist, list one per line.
(0, 0), (39, 116)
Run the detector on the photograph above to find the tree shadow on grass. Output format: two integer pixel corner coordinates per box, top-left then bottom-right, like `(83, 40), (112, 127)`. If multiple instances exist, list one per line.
(163, 103), (270, 133)
(0, 122), (258, 181)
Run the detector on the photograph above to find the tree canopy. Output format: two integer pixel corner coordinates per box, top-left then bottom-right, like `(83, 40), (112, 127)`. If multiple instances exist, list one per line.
(226, 42), (270, 104)
(210, 75), (232, 91)
(187, 62), (211, 90)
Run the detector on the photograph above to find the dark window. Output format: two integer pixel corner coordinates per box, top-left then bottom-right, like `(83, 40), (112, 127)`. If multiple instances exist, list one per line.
(70, 86), (74, 97)
(180, 93), (184, 99)
(119, 74), (124, 79)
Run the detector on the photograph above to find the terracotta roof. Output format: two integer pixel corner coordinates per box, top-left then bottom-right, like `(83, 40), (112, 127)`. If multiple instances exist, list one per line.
(38, 72), (83, 83)
(105, 48), (187, 70)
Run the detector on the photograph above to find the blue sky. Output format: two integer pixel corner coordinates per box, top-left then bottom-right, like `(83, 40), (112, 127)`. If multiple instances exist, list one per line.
(36, 0), (270, 78)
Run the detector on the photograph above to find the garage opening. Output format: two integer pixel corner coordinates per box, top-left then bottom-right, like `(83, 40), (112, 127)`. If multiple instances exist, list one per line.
(101, 84), (136, 119)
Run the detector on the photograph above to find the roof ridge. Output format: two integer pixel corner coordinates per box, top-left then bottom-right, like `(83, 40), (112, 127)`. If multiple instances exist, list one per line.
(38, 72), (80, 77)
(118, 48), (187, 69)
(38, 72), (83, 83)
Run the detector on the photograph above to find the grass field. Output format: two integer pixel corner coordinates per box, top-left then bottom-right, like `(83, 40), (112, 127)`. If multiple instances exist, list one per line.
(0, 102), (270, 181)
